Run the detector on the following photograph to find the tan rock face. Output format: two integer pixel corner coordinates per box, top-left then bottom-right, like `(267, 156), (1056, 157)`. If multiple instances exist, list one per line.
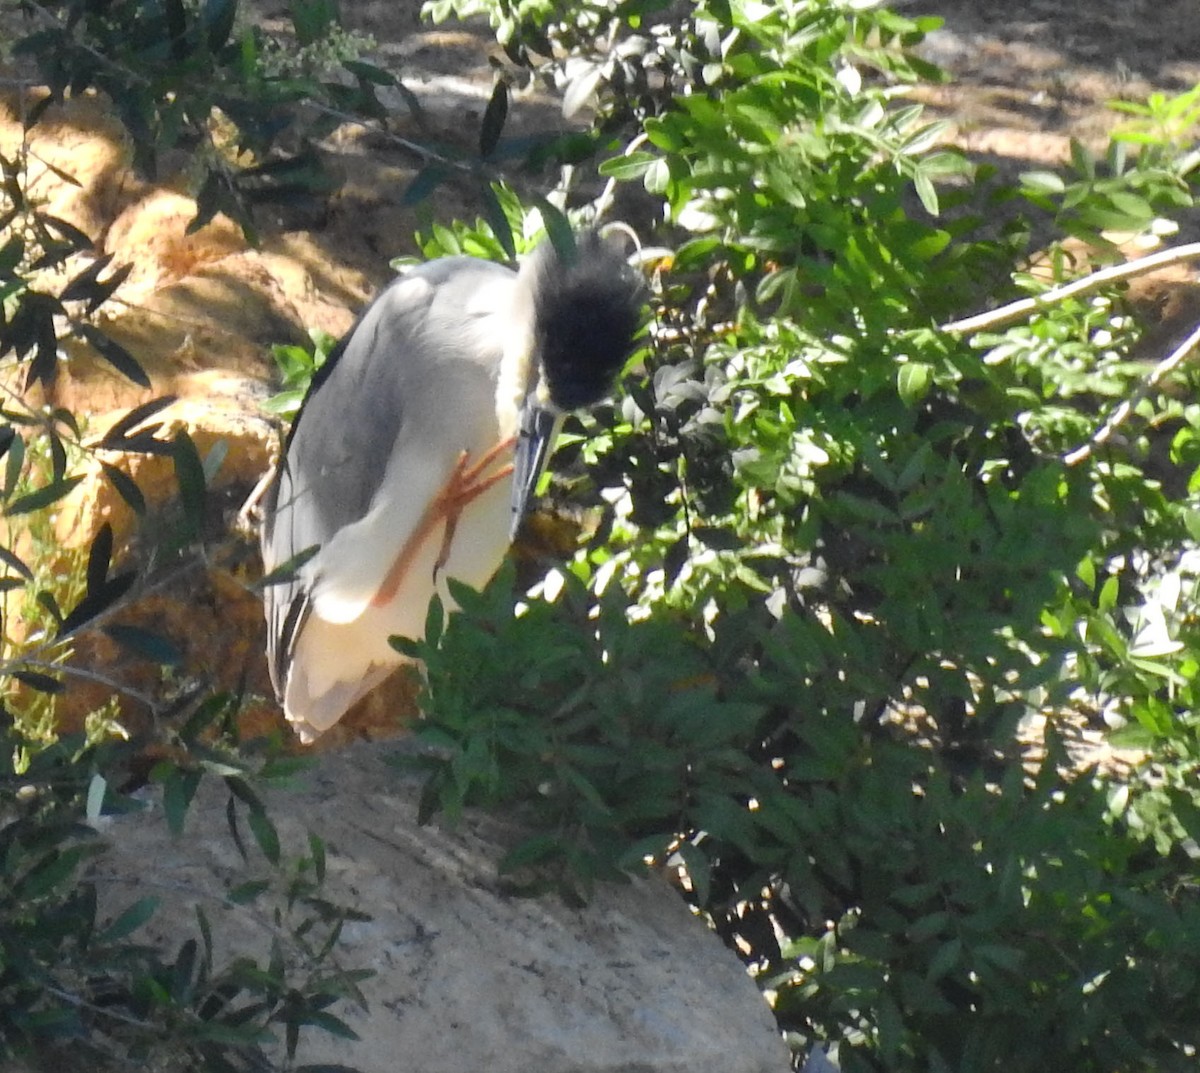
(0, 91), (401, 745)
(0, 91), (139, 239)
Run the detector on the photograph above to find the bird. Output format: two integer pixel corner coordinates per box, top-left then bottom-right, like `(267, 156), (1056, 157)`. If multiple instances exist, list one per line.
(259, 230), (645, 742)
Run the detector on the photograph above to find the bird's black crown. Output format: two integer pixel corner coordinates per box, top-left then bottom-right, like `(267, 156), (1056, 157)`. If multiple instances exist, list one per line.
(530, 231), (646, 411)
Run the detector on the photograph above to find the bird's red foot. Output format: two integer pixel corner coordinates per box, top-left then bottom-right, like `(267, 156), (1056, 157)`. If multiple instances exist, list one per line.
(370, 436), (517, 609)
(431, 437), (517, 579)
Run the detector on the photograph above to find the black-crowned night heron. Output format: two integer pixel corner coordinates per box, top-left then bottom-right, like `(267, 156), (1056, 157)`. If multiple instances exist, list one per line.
(260, 231), (645, 741)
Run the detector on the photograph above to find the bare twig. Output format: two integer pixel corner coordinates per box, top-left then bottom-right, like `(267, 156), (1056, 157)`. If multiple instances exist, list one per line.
(17, 0), (152, 88)
(300, 98), (475, 174)
(941, 242), (1200, 336)
(16, 657), (161, 710)
(2, 554), (208, 710)
(42, 983), (158, 1031)
(1064, 318), (1200, 466)
(593, 131), (649, 223)
(14, 1), (471, 178)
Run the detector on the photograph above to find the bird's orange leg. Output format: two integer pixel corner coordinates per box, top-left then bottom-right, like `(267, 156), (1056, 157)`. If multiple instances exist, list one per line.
(370, 437), (517, 608)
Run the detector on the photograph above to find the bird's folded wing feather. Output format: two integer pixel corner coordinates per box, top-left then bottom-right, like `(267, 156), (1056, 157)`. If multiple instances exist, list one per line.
(262, 260), (518, 654)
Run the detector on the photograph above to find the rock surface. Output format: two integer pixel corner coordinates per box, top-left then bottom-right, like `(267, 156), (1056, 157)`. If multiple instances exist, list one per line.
(90, 741), (792, 1073)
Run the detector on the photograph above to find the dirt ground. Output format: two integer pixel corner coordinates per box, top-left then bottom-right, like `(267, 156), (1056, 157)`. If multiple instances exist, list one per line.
(1, 0), (1198, 746)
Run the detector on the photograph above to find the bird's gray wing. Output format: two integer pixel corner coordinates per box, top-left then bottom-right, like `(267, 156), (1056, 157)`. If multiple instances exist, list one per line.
(260, 257), (516, 696)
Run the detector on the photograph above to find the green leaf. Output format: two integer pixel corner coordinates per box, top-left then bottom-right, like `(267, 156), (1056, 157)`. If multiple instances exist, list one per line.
(104, 623), (183, 666)
(897, 361), (932, 406)
(171, 430), (207, 540)
(227, 879), (271, 904)
(15, 845), (92, 899)
(85, 522), (113, 594)
(535, 198), (575, 262)
(479, 79), (509, 158)
(204, 0), (238, 49)
(598, 151), (659, 180)
(926, 937), (963, 981)
(309, 831), (327, 884)
(13, 669), (65, 694)
(480, 183), (516, 261)
(675, 842), (711, 905)
(291, 0), (339, 47)
(0, 544), (33, 580)
(498, 833), (563, 874)
(86, 773), (107, 821)
(912, 169), (939, 216)
(101, 463), (146, 515)
(75, 323), (150, 387)
(298, 1010), (360, 1041)
(197, 904), (214, 976)
(162, 767), (203, 836)
(247, 806), (282, 865)
(294, 1065), (365, 1073)
(99, 896), (160, 942)
(5, 476), (84, 516)
(1021, 170), (1067, 195)
(171, 939), (198, 1003)
(258, 544), (320, 589)
(401, 164), (451, 207)
(101, 395), (177, 449)
(344, 59), (398, 86)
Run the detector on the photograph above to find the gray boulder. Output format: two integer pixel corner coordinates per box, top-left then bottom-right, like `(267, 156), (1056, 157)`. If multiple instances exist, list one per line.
(89, 741), (791, 1073)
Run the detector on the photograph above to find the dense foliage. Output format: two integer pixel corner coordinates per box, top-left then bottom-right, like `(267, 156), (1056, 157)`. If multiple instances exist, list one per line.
(0, 0), (384, 1066)
(4, 0), (1200, 1069)
(401, 1), (1200, 1070)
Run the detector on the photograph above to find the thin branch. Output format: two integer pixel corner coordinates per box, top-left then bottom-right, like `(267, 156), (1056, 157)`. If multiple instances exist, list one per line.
(593, 130), (649, 223)
(941, 242), (1200, 336)
(301, 98), (476, 174)
(1063, 318), (1200, 466)
(42, 983), (158, 1031)
(15, 2), (471, 178)
(15, 657), (161, 710)
(3, 554), (207, 701)
(17, 0), (152, 89)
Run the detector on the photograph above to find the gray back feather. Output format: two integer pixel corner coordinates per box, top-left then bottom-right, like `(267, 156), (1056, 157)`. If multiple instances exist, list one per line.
(261, 257), (517, 694)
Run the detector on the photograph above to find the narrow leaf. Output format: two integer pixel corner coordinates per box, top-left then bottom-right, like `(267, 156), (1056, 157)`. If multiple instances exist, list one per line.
(247, 806), (281, 866)
(163, 767), (203, 835)
(86, 773), (107, 821)
(479, 79), (509, 158)
(257, 544), (320, 589)
(86, 522), (113, 595)
(227, 879), (270, 904)
(12, 669), (65, 694)
(0, 545), (33, 580)
(101, 396), (177, 446)
(536, 198), (575, 262)
(308, 831), (326, 884)
(226, 792), (248, 863)
(172, 430), (207, 538)
(400, 164), (450, 207)
(98, 896), (160, 942)
(480, 183), (515, 261)
(204, 0), (238, 50)
(5, 476), (83, 516)
(101, 463), (146, 515)
(59, 571), (136, 634)
(104, 623), (183, 666)
(76, 323), (150, 387)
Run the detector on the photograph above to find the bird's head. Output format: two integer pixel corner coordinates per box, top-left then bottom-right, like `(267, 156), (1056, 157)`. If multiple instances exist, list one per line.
(507, 230), (646, 536)
(528, 229), (646, 409)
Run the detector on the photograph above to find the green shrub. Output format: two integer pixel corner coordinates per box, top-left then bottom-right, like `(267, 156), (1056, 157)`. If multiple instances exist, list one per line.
(407, 1), (1200, 1068)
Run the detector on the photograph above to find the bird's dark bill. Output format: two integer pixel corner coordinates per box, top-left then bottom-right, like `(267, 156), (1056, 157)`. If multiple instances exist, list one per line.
(511, 404), (559, 539)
